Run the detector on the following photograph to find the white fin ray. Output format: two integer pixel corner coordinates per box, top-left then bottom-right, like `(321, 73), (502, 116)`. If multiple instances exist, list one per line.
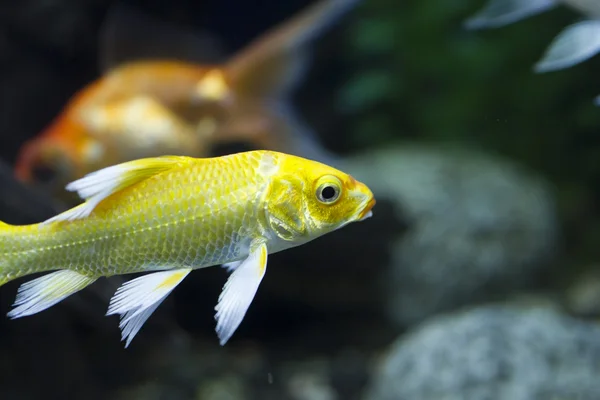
(107, 268), (191, 348)
(464, 0), (557, 30)
(221, 260), (243, 273)
(534, 20), (600, 73)
(42, 156), (187, 225)
(118, 301), (164, 348)
(215, 241), (268, 346)
(8, 270), (97, 319)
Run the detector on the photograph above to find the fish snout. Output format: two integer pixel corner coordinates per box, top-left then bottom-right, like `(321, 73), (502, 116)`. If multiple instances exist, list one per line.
(15, 140), (74, 185)
(351, 180), (376, 221)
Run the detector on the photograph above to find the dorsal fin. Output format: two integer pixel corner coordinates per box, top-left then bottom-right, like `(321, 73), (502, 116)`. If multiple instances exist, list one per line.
(99, 2), (227, 74)
(42, 156), (190, 225)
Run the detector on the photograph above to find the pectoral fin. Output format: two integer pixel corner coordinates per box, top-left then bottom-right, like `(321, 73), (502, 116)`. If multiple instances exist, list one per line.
(107, 268), (192, 348)
(215, 241), (268, 346)
(7, 270), (97, 318)
(42, 155), (191, 225)
(221, 260), (243, 273)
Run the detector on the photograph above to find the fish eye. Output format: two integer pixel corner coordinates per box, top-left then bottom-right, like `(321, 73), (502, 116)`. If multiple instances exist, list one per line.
(316, 179), (342, 204)
(31, 162), (57, 184)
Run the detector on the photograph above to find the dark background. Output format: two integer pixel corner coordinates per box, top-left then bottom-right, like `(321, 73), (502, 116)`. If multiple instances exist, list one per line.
(1, 1), (600, 399)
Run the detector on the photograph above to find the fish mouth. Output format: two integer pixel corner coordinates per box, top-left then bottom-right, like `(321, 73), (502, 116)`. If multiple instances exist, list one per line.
(357, 197), (376, 221)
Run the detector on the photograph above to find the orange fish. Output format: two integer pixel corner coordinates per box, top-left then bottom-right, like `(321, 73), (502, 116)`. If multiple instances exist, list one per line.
(15, 0), (360, 202)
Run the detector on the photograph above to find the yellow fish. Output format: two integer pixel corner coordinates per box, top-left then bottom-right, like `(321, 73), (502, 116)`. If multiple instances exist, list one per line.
(0, 150), (375, 347)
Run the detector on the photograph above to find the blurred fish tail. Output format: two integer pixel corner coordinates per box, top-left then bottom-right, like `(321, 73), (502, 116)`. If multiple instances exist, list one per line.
(224, 0), (360, 165)
(226, 0), (362, 99)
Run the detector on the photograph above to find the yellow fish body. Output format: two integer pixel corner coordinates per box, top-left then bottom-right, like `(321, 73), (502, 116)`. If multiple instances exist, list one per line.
(0, 150), (375, 347)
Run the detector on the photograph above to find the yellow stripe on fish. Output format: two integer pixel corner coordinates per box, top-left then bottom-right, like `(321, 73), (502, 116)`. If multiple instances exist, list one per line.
(0, 150), (375, 347)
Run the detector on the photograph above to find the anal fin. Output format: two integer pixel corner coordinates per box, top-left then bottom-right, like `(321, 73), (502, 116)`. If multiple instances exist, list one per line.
(8, 270), (97, 319)
(107, 268), (191, 348)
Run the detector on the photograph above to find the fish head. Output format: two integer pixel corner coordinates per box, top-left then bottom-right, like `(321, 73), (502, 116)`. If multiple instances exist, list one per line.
(264, 152), (375, 243)
(14, 133), (110, 202)
(15, 136), (78, 186)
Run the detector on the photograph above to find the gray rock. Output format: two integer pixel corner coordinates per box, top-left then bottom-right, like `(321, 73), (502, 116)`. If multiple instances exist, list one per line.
(282, 358), (337, 400)
(565, 269), (600, 318)
(341, 144), (559, 327)
(196, 375), (248, 400)
(365, 305), (600, 400)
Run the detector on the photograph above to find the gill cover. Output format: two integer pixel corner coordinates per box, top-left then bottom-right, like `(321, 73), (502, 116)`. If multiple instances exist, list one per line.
(265, 177), (307, 241)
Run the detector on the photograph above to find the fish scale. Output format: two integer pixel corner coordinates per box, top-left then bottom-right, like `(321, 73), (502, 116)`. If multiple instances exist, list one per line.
(1, 152), (267, 281)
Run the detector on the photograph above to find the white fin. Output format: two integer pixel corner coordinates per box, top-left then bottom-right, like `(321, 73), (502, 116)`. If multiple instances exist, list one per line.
(42, 156), (188, 225)
(118, 301), (164, 348)
(106, 268), (191, 348)
(464, 0), (557, 30)
(214, 241), (268, 346)
(221, 260), (243, 273)
(7, 270), (97, 319)
(534, 20), (600, 73)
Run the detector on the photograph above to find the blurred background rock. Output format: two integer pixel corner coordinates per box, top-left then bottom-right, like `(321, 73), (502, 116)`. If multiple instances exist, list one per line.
(1, 0), (600, 399)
